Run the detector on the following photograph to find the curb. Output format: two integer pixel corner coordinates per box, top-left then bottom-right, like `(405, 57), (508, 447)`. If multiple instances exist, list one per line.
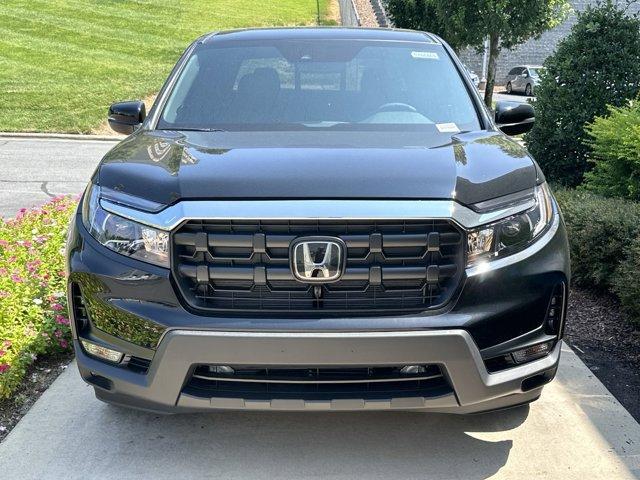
(0, 132), (123, 142)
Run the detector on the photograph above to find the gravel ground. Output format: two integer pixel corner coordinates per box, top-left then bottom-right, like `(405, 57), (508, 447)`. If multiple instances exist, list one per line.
(565, 288), (640, 421)
(353, 0), (379, 27)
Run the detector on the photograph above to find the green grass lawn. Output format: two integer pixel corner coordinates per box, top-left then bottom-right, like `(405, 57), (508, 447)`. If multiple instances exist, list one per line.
(0, 0), (333, 133)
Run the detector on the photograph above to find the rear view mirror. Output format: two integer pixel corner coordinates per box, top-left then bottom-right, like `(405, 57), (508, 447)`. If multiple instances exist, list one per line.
(108, 101), (146, 135)
(495, 101), (535, 136)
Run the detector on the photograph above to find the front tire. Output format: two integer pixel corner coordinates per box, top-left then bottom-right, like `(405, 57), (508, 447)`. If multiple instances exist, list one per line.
(506, 82), (512, 94)
(525, 83), (532, 96)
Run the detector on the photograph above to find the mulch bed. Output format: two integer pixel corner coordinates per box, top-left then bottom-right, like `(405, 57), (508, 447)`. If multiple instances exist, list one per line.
(0, 288), (638, 443)
(564, 287), (640, 421)
(0, 352), (73, 443)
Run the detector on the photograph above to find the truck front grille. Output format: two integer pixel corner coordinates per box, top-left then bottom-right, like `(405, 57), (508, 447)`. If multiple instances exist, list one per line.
(172, 219), (464, 315)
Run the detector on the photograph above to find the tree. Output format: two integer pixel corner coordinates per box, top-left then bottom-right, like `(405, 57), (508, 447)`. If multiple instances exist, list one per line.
(525, 1), (640, 186)
(385, 0), (570, 107)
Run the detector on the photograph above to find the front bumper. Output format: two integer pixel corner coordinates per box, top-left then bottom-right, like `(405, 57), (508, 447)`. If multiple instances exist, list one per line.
(76, 329), (560, 413)
(67, 207), (569, 413)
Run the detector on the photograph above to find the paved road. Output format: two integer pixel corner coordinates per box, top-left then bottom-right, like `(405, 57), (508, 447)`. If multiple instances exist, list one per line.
(0, 346), (638, 479)
(0, 137), (639, 479)
(0, 137), (115, 218)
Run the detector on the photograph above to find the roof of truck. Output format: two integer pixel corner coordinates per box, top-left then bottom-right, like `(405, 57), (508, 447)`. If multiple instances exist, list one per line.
(201, 27), (439, 44)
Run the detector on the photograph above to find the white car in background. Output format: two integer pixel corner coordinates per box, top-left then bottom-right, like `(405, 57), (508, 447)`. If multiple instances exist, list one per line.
(505, 65), (545, 96)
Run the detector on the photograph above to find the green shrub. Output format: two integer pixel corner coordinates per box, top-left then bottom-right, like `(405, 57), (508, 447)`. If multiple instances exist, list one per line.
(526, 2), (640, 187)
(611, 236), (640, 326)
(0, 197), (77, 398)
(555, 188), (640, 326)
(554, 188), (640, 289)
(583, 100), (640, 199)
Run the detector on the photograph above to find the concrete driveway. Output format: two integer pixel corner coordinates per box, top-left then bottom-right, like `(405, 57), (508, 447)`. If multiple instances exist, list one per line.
(0, 137), (639, 479)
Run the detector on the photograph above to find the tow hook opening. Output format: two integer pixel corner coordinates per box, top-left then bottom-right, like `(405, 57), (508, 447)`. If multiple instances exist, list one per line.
(521, 368), (556, 392)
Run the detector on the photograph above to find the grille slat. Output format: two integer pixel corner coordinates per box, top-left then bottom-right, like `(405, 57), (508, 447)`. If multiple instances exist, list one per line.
(172, 219), (464, 315)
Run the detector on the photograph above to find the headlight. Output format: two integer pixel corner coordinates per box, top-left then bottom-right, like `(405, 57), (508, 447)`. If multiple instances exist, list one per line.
(467, 183), (554, 266)
(82, 184), (169, 268)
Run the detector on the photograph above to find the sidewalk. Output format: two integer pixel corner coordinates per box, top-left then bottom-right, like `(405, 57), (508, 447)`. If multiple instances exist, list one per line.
(0, 345), (638, 479)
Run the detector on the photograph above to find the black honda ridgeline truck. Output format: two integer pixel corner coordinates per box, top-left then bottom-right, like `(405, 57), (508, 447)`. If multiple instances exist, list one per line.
(66, 28), (569, 414)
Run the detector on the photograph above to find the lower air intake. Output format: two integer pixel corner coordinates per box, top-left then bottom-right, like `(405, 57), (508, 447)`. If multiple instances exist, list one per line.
(182, 364), (452, 401)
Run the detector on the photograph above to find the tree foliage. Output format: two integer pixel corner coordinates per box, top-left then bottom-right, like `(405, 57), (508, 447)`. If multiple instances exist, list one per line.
(385, 0), (569, 106)
(525, 1), (640, 187)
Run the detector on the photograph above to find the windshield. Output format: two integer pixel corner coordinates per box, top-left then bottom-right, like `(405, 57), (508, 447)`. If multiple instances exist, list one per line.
(529, 67), (545, 77)
(158, 39), (481, 133)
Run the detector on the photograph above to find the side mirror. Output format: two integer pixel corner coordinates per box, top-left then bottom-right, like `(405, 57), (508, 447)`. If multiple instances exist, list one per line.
(108, 101), (146, 135)
(495, 101), (535, 136)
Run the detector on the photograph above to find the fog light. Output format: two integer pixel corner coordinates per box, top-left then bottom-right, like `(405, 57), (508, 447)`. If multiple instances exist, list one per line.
(208, 365), (234, 375)
(511, 341), (553, 364)
(400, 365), (426, 375)
(81, 339), (124, 363)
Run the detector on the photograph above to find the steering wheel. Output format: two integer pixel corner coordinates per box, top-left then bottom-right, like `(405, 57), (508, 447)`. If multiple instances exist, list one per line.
(375, 102), (418, 113)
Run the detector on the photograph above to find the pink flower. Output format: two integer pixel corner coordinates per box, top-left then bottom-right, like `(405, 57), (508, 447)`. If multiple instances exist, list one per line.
(0, 363), (10, 374)
(27, 260), (41, 273)
(41, 332), (49, 338)
(55, 315), (69, 325)
(51, 303), (63, 311)
(0, 291), (9, 298)
(0, 350), (5, 358)
(10, 274), (23, 283)
(58, 339), (68, 349)
(0, 269), (7, 276)
(0, 240), (8, 248)
(2, 341), (11, 348)
(54, 329), (63, 338)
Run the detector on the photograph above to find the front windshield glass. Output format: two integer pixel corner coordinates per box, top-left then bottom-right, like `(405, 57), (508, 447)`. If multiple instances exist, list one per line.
(158, 39), (481, 133)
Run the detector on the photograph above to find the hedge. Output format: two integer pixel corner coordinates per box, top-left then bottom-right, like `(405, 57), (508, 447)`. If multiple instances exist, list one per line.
(584, 100), (640, 200)
(0, 197), (76, 398)
(555, 188), (640, 325)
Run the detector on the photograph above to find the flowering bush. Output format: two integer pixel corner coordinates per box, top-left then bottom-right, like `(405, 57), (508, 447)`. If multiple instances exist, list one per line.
(0, 196), (78, 398)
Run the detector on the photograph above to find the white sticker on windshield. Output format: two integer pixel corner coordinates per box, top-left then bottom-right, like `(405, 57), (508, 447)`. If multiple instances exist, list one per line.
(411, 51), (439, 60)
(436, 123), (460, 133)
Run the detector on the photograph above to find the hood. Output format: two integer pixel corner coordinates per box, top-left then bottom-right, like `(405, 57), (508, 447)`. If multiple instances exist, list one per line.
(97, 129), (541, 208)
